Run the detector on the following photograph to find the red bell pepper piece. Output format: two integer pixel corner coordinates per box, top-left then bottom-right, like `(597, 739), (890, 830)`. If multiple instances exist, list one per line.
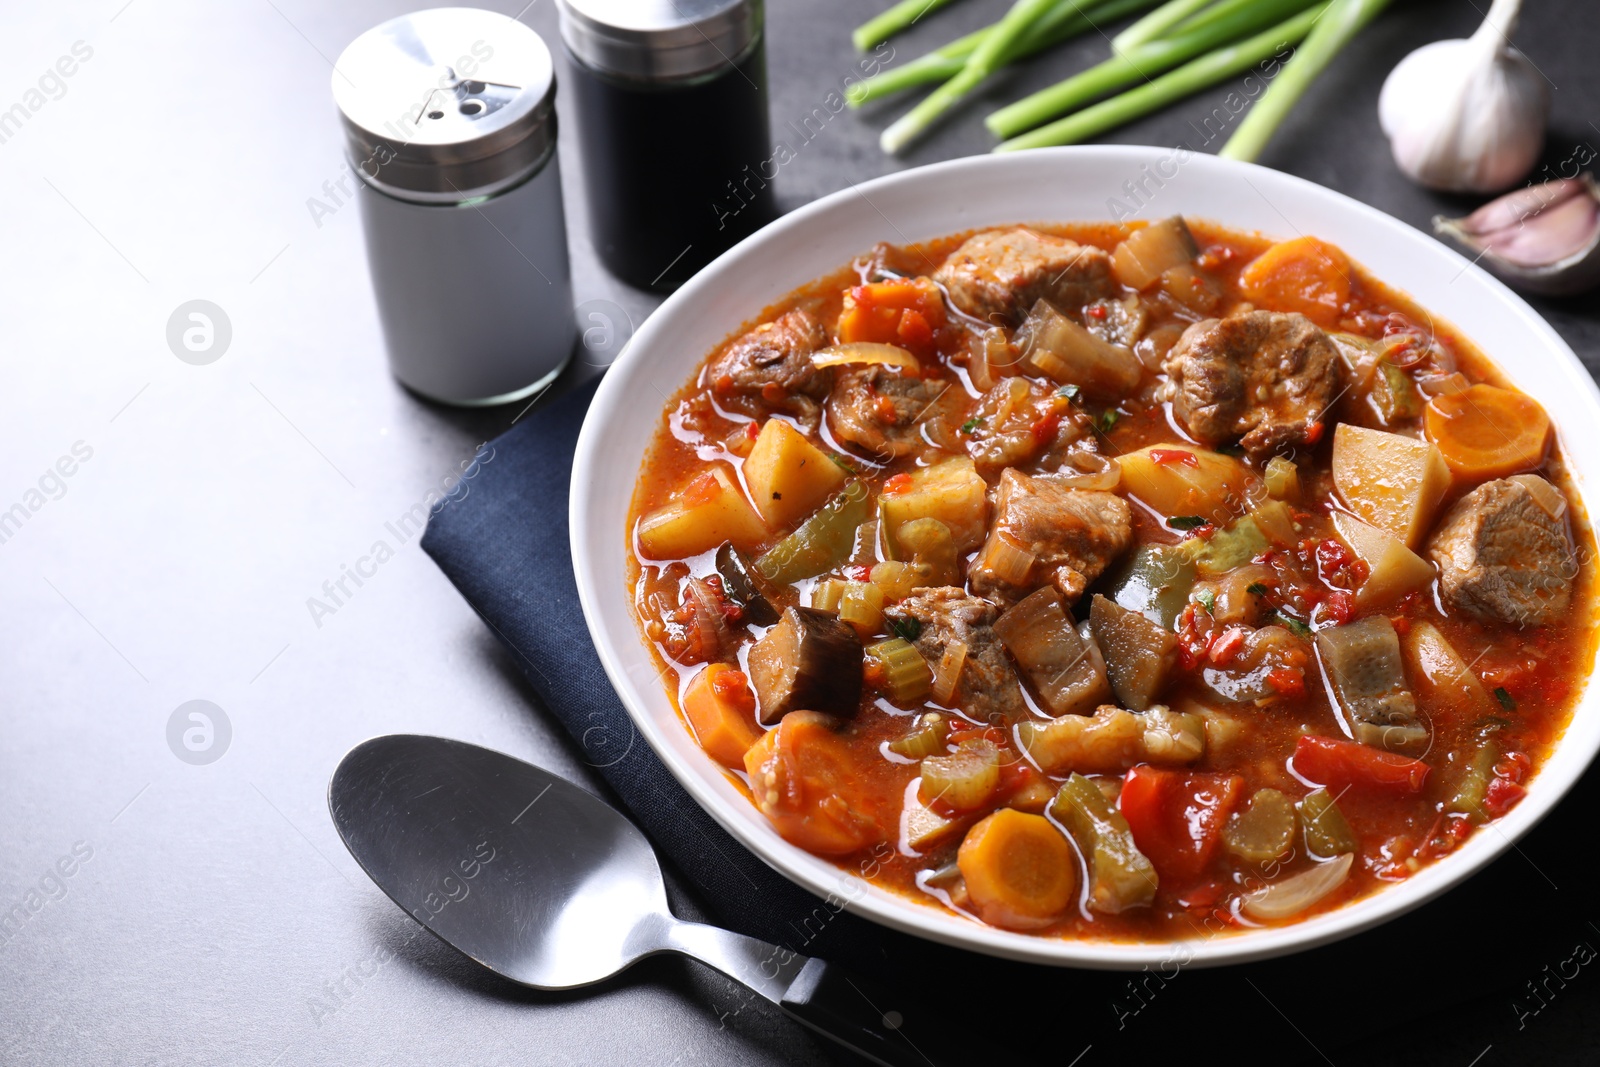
(1293, 735), (1430, 796)
(1118, 766), (1242, 882)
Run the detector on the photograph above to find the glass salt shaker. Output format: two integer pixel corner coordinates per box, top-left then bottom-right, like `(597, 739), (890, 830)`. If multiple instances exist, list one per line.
(557, 0), (776, 293)
(334, 8), (575, 406)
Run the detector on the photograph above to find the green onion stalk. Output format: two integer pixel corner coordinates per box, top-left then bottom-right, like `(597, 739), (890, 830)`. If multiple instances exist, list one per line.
(852, 0), (966, 52)
(985, 0), (1320, 141)
(994, 2), (1328, 151)
(878, 0), (1061, 154)
(847, 0), (1167, 109)
(1110, 0), (1212, 53)
(1218, 0), (1394, 161)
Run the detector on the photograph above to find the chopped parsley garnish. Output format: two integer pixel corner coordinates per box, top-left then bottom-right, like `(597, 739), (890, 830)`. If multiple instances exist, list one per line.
(828, 454), (858, 474)
(1274, 612), (1313, 638)
(1217, 442), (1246, 457)
(1195, 590), (1217, 613)
(1246, 582), (1270, 596)
(1098, 409), (1120, 433)
(960, 416), (986, 434)
(1058, 384), (1081, 401)
(1168, 515), (1209, 530)
(888, 616), (922, 643)
(1494, 687), (1517, 711)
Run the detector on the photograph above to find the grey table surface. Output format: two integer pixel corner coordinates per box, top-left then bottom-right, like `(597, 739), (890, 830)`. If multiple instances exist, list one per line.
(3, 1), (1598, 1064)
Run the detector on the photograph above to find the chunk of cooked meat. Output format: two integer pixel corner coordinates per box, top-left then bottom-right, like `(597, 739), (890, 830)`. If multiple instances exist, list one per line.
(825, 366), (951, 461)
(1161, 310), (1341, 457)
(969, 468), (1132, 604)
(963, 377), (1082, 475)
(885, 588), (1027, 724)
(706, 309), (832, 424)
(933, 228), (1115, 327)
(1427, 474), (1575, 628)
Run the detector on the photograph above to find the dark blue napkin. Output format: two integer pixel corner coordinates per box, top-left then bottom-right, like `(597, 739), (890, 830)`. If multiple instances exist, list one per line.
(422, 376), (1596, 1055)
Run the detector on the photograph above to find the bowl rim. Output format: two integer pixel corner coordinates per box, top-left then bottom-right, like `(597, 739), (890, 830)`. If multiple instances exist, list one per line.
(571, 145), (1600, 969)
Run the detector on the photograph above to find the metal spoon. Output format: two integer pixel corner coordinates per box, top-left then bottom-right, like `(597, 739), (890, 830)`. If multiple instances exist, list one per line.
(328, 734), (948, 1066)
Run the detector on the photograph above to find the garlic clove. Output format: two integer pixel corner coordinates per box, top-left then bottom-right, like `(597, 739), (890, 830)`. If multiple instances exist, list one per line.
(1434, 175), (1600, 296)
(1378, 0), (1549, 194)
(1448, 176), (1590, 235)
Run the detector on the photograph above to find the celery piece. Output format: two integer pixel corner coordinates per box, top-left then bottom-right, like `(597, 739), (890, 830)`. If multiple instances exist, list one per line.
(869, 638), (934, 705)
(1223, 788), (1298, 864)
(1446, 743), (1499, 824)
(1051, 773), (1158, 913)
(811, 579), (847, 613)
(887, 709), (947, 756)
(920, 739), (1000, 810)
(1299, 788), (1358, 857)
(839, 581), (886, 632)
(755, 481), (871, 585)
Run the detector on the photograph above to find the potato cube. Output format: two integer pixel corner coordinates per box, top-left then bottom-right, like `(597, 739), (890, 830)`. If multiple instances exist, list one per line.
(742, 419), (846, 529)
(1331, 511), (1435, 609)
(1117, 445), (1257, 526)
(1403, 621), (1492, 717)
(1332, 424), (1451, 548)
(878, 457), (989, 553)
(637, 466), (767, 559)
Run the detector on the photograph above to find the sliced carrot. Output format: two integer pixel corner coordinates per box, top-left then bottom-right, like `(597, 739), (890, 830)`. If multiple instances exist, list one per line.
(956, 809), (1077, 931)
(1424, 384), (1550, 480)
(1238, 236), (1352, 328)
(743, 711), (885, 856)
(682, 663), (760, 769)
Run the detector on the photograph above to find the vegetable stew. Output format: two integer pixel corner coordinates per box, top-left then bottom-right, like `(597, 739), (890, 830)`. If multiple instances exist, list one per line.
(626, 218), (1598, 941)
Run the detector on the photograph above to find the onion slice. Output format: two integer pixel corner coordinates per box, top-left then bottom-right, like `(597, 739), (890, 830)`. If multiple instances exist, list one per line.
(931, 640), (968, 705)
(812, 342), (921, 371)
(1242, 853), (1353, 921)
(1051, 450), (1121, 492)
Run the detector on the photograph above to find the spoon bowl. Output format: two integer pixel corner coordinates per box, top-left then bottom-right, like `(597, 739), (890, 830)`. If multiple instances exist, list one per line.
(328, 735), (956, 1066)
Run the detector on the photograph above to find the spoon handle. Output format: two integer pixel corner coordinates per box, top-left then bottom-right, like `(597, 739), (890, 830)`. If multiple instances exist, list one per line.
(780, 957), (953, 1067)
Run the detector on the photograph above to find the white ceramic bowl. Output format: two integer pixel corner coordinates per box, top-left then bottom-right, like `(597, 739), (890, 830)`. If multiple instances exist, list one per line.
(571, 146), (1600, 969)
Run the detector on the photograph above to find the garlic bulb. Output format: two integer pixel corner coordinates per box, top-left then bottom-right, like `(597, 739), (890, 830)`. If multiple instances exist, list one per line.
(1435, 176), (1600, 296)
(1377, 0), (1548, 193)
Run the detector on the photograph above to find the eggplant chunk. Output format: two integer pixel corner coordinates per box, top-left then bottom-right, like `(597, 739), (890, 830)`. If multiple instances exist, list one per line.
(1315, 616), (1428, 755)
(715, 543), (779, 627)
(747, 606), (863, 725)
(1088, 594), (1177, 711)
(993, 588), (1110, 717)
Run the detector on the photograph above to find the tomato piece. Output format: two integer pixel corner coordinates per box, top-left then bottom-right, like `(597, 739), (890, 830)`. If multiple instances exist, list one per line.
(1292, 735), (1430, 796)
(1484, 777), (1528, 819)
(743, 711), (886, 856)
(684, 471), (721, 507)
(896, 308), (934, 350)
(882, 472), (915, 496)
(1029, 412), (1061, 445)
(1118, 766), (1243, 882)
(1266, 666), (1306, 697)
(1324, 590), (1358, 625)
(1149, 448), (1199, 467)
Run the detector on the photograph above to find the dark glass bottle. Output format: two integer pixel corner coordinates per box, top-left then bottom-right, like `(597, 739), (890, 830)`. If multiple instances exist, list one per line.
(558, 0), (776, 293)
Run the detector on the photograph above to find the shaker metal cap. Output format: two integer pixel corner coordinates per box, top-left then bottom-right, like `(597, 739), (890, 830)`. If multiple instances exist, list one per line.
(333, 8), (556, 203)
(557, 0), (761, 83)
